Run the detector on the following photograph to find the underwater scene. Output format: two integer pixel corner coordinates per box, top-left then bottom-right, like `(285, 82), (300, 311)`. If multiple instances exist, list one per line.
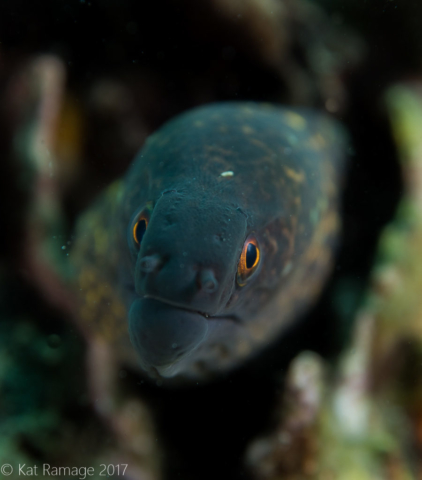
(1, 0), (422, 479)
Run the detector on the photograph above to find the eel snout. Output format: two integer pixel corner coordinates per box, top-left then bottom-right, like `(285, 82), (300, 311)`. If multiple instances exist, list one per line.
(128, 297), (209, 377)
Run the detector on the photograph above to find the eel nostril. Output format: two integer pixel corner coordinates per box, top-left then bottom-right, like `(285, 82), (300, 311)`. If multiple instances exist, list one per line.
(140, 254), (162, 273)
(198, 269), (218, 293)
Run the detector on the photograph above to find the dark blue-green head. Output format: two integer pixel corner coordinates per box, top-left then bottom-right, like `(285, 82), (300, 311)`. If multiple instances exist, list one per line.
(127, 187), (253, 376)
(116, 102), (346, 380)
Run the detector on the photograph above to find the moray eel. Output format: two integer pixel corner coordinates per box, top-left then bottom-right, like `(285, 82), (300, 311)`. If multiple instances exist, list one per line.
(72, 102), (346, 381)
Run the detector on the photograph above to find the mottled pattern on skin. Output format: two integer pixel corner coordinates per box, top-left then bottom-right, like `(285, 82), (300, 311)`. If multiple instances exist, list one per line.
(71, 102), (346, 382)
(72, 181), (138, 364)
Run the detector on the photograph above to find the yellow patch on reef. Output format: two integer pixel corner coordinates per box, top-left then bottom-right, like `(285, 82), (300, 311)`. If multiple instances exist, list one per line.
(54, 95), (83, 173)
(283, 166), (305, 183)
(86, 289), (99, 305)
(194, 120), (204, 127)
(112, 301), (126, 319)
(78, 267), (96, 289)
(386, 85), (422, 165)
(285, 111), (307, 130)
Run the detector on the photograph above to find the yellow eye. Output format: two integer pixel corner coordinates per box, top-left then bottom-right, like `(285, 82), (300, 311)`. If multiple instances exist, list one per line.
(133, 213), (149, 246)
(237, 235), (260, 286)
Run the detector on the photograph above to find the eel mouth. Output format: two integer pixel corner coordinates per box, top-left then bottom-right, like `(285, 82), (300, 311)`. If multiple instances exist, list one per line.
(128, 296), (209, 377)
(142, 294), (213, 318)
(143, 294), (243, 324)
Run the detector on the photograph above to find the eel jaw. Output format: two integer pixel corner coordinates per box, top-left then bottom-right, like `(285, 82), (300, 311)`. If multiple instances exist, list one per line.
(128, 297), (209, 378)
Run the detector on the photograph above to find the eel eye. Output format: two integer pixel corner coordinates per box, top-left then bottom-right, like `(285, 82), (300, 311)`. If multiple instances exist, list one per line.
(128, 204), (152, 252)
(133, 214), (148, 246)
(237, 235), (260, 286)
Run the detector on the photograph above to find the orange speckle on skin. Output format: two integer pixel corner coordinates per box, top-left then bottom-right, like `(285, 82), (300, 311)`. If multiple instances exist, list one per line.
(242, 125), (254, 135)
(284, 166), (305, 183)
(285, 111), (307, 130)
(250, 138), (274, 155)
(308, 133), (327, 150)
